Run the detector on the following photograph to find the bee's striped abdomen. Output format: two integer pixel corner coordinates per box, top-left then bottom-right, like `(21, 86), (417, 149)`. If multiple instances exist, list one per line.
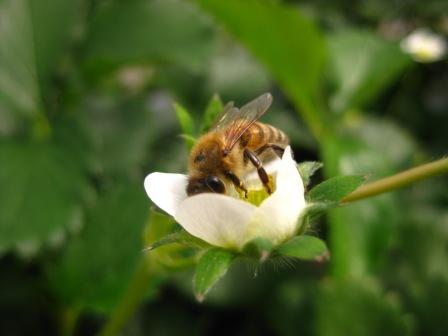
(265, 124), (289, 145)
(242, 122), (289, 151)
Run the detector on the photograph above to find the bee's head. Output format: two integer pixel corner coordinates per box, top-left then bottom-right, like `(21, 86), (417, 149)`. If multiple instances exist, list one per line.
(186, 175), (226, 196)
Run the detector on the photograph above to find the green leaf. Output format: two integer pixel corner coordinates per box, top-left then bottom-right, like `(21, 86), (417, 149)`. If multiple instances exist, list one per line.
(0, 141), (89, 254)
(196, 0), (327, 136)
(78, 96), (153, 178)
(0, 0), (81, 118)
(307, 175), (365, 203)
(328, 29), (411, 113)
(48, 183), (150, 312)
(242, 237), (273, 260)
(200, 94), (223, 133)
(277, 236), (328, 260)
(174, 102), (196, 149)
(0, 0), (40, 118)
(29, 0), (81, 87)
(52, 114), (97, 174)
(298, 161), (323, 187)
(194, 248), (236, 302)
(145, 229), (210, 251)
(84, 0), (215, 73)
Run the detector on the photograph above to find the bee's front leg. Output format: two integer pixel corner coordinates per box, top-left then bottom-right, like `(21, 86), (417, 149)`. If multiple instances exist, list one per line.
(244, 149), (272, 194)
(225, 171), (248, 198)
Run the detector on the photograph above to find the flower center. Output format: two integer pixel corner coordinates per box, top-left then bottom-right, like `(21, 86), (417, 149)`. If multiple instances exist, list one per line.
(416, 47), (436, 61)
(237, 175), (275, 206)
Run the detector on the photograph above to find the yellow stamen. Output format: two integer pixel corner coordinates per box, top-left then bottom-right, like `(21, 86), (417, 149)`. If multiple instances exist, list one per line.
(238, 175), (275, 206)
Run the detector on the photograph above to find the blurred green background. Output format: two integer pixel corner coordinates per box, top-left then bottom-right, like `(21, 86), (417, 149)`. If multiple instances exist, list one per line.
(1, 0), (448, 335)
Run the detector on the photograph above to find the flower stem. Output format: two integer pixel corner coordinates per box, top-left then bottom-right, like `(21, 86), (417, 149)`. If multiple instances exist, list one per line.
(97, 257), (152, 336)
(59, 305), (80, 336)
(342, 157), (448, 203)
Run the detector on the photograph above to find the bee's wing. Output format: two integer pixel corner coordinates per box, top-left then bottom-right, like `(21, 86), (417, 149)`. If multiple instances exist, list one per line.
(213, 93), (273, 154)
(210, 101), (237, 130)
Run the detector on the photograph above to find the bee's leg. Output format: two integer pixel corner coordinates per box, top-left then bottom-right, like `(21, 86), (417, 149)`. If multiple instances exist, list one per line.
(255, 143), (285, 158)
(225, 171), (248, 198)
(244, 149), (272, 194)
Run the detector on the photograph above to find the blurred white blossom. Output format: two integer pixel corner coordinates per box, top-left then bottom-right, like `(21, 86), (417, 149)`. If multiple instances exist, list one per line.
(400, 28), (447, 63)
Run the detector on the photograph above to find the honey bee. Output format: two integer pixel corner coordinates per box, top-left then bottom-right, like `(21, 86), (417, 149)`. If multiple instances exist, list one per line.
(186, 93), (289, 197)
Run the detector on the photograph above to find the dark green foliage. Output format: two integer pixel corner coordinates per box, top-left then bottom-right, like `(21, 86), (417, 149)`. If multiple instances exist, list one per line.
(0, 0), (81, 122)
(315, 279), (413, 335)
(0, 0), (447, 334)
(84, 0), (215, 73)
(0, 141), (90, 254)
(48, 183), (149, 312)
(322, 119), (417, 277)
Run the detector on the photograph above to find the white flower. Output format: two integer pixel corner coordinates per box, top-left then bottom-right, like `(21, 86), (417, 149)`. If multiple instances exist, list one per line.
(400, 28), (447, 63)
(144, 147), (306, 251)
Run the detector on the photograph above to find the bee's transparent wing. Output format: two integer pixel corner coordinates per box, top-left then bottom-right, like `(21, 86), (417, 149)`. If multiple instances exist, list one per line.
(213, 93), (273, 153)
(210, 101), (237, 130)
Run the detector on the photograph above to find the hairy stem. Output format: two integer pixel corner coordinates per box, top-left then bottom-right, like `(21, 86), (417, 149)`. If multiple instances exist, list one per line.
(342, 157), (448, 203)
(97, 257), (152, 336)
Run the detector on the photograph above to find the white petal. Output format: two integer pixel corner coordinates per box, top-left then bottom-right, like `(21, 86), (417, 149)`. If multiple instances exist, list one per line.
(247, 147), (306, 245)
(144, 172), (188, 217)
(175, 194), (256, 250)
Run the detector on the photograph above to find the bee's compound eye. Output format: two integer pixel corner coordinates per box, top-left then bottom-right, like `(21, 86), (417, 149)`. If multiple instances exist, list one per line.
(205, 176), (226, 194)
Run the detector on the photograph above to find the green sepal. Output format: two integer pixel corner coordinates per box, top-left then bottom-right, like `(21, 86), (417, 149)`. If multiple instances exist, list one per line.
(179, 134), (197, 147)
(194, 248), (236, 302)
(201, 93), (224, 133)
(174, 102), (195, 149)
(276, 235), (328, 260)
(242, 237), (273, 261)
(144, 229), (210, 252)
(297, 161), (323, 187)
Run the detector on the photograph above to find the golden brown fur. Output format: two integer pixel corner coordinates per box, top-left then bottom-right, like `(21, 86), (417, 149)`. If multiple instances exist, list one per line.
(186, 122), (288, 196)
